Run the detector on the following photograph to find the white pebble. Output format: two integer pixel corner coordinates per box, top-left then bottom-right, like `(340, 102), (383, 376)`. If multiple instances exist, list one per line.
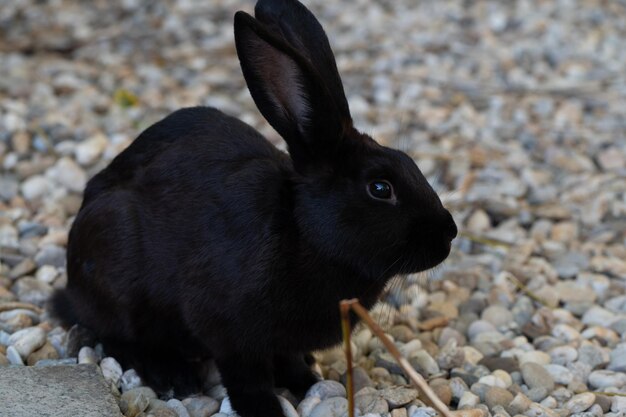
(458, 391), (479, 408)
(219, 396), (234, 414)
(35, 265), (59, 283)
(167, 398), (191, 417)
(298, 396), (321, 417)
(121, 369), (142, 392)
(75, 134), (108, 165)
(20, 176), (51, 200)
(478, 375), (507, 388)
(8, 327), (46, 359)
(78, 346), (98, 364)
(46, 157), (87, 193)
(100, 357), (123, 387)
(278, 396), (299, 417)
(6, 346), (24, 365)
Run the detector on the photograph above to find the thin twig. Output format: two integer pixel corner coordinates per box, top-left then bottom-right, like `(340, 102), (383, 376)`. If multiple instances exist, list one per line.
(0, 302), (44, 314)
(341, 299), (454, 417)
(505, 274), (551, 307)
(590, 391), (626, 397)
(458, 232), (512, 248)
(340, 300), (355, 417)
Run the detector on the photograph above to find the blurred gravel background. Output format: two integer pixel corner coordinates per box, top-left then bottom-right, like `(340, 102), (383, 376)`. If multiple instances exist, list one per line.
(1, 0), (626, 416)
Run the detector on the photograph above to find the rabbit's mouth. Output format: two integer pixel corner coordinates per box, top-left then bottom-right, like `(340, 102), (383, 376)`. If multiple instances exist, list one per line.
(399, 223), (456, 274)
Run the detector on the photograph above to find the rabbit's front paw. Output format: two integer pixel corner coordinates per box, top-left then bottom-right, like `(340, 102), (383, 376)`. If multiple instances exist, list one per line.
(274, 352), (320, 398)
(217, 355), (286, 417)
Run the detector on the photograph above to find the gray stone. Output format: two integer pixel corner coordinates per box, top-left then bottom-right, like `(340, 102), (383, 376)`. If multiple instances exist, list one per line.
(470, 382), (490, 401)
(610, 318), (626, 335)
(0, 330), (11, 345)
(0, 176), (18, 200)
(582, 306), (617, 327)
(120, 369), (142, 392)
(309, 397), (350, 417)
(526, 387), (550, 402)
(588, 370), (626, 389)
(100, 356), (123, 388)
(458, 391), (480, 408)
(506, 392), (532, 415)
(594, 394), (612, 413)
(354, 390), (388, 413)
(543, 364), (574, 385)
(6, 345), (24, 365)
(277, 396), (299, 417)
(548, 345), (577, 365)
(607, 343), (626, 372)
(78, 346), (99, 365)
(485, 386), (514, 409)
(381, 387), (418, 408)
(9, 258), (36, 279)
(611, 396), (626, 413)
(491, 405), (511, 417)
(34, 244), (67, 268)
(467, 320), (498, 340)
(120, 388), (151, 417)
(374, 351), (405, 375)
(181, 396), (219, 417)
(8, 326), (46, 359)
(297, 396), (321, 417)
(482, 305), (515, 328)
(35, 358), (78, 366)
(449, 377), (469, 401)
(46, 157), (87, 192)
(167, 399), (191, 417)
(565, 392), (596, 413)
(523, 402), (559, 417)
(408, 350), (440, 376)
(578, 344), (609, 369)
(20, 175), (52, 200)
(341, 366), (374, 393)
(305, 380), (346, 399)
(521, 362), (555, 392)
(553, 252), (589, 279)
(438, 327), (467, 347)
(13, 277), (54, 307)
(436, 339), (465, 370)
(0, 364), (121, 416)
(408, 406), (438, 417)
(479, 357), (520, 373)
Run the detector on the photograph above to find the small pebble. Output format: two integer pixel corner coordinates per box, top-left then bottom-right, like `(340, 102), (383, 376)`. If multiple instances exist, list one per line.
(305, 380), (346, 400)
(564, 392), (596, 413)
(181, 396), (219, 417)
(100, 356), (123, 387)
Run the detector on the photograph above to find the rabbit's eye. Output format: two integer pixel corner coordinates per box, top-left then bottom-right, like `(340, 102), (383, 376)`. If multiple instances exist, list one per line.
(367, 180), (394, 201)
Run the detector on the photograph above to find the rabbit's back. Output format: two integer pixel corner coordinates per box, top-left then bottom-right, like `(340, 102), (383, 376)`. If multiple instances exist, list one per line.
(64, 107), (294, 346)
(83, 107), (285, 204)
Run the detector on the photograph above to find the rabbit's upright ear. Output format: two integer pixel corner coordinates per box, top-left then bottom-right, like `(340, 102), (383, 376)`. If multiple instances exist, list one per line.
(234, 8), (352, 171)
(253, 0), (351, 121)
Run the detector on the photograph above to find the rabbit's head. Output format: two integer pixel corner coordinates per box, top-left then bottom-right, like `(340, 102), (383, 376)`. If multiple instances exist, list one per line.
(235, 0), (456, 281)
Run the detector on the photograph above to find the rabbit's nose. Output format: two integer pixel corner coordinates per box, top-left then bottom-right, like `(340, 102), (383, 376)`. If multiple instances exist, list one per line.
(444, 211), (457, 242)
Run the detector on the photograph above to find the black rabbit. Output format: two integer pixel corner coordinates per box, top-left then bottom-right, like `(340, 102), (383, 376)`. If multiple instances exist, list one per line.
(50, 0), (457, 416)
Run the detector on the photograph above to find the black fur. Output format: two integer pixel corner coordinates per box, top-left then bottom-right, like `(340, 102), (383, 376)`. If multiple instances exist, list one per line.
(50, 1), (457, 416)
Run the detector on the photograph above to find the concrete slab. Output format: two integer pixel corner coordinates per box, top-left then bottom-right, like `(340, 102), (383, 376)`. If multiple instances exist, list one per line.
(0, 364), (122, 417)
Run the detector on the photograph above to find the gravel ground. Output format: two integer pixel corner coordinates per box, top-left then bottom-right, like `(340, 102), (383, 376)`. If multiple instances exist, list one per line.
(1, 0), (626, 416)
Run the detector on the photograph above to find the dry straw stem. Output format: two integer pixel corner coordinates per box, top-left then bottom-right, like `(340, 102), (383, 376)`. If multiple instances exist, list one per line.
(590, 392), (626, 397)
(0, 302), (44, 314)
(341, 299), (482, 417)
(458, 232), (512, 248)
(505, 274), (551, 307)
